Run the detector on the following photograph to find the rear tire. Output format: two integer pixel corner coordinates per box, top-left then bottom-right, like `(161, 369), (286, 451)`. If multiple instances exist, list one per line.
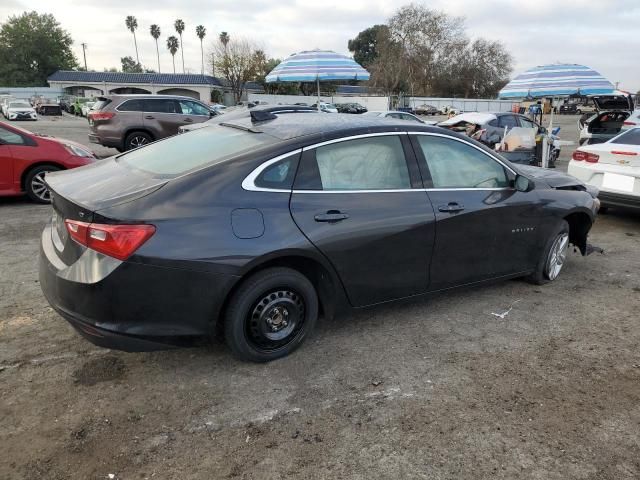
(527, 220), (570, 285)
(224, 267), (318, 362)
(25, 165), (60, 203)
(124, 131), (152, 150)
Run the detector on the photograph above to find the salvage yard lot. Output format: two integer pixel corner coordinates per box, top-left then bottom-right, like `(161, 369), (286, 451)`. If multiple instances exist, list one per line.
(1, 117), (640, 479)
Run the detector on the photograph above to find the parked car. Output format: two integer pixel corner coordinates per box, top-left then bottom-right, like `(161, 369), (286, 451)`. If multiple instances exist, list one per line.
(363, 110), (434, 124)
(578, 94), (634, 145)
(59, 96), (73, 113)
(0, 120), (95, 202)
(4, 101), (37, 121)
(310, 102), (338, 113)
(559, 103), (596, 115)
(568, 127), (640, 211)
(70, 97), (93, 116)
(87, 95), (216, 151)
(40, 113), (599, 362)
(621, 110), (640, 131)
(81, 101), (96, 117)
(438, 112), (557, 166)
(336, 103), (367, 114)
(415, 104), (439, 116)
(1, 96), (14, 117)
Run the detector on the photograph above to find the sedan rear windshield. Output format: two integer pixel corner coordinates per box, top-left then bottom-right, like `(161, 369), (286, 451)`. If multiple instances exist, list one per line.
(611, 128), (640, 145)
(117, 124), (277, 177)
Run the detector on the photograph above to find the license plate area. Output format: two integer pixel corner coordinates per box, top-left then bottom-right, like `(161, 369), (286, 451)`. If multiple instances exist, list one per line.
(602, 172), (635, 192)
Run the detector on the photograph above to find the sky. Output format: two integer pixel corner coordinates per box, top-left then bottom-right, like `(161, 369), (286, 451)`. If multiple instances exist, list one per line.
(2, 0), (639, 92)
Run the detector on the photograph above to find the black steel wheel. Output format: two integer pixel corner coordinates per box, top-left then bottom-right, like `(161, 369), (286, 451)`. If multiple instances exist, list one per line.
(224, 267), (318, 362)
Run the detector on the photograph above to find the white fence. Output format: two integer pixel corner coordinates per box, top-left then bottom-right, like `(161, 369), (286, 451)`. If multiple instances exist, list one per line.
(248, 93), (390, 111)
(406, 97), (517, 113)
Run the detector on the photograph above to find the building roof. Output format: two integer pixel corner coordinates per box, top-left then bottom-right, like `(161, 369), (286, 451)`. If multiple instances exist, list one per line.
(47, 71), (263, 91)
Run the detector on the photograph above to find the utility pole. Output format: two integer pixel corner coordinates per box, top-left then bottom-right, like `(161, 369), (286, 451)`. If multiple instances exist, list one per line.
(81, 43), (88, 71)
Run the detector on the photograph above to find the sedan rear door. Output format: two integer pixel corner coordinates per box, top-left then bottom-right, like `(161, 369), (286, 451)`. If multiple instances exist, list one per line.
(289, 133), (436, 307)
(143, 98), (184, 138)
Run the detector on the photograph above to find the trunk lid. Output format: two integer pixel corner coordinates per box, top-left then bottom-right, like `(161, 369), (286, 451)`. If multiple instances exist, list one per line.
(580, 142), (640, 167)
(591, 94), (634, 112)
(46, 158), (167, 265)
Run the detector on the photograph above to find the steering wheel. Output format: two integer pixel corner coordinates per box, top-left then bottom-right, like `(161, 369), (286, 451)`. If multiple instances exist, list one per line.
(473, 177), (497, 188)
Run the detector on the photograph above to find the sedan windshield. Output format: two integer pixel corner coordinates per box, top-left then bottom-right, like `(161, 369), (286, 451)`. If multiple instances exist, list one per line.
(117, 124), (277, 177)
(9, 102), (31, 108)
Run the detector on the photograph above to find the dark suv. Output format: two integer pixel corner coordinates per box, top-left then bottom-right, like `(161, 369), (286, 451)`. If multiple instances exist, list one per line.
(88, 95), (215, 151)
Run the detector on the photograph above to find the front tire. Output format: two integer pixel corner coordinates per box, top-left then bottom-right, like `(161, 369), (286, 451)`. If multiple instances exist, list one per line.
(25, 165), (60, 203)
(224, 267), (318, 362)
(527, 221), (570, 285)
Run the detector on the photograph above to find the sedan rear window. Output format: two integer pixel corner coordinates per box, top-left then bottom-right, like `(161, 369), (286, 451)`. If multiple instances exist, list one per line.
(117, 125), (277, 177)
(611, 128), (640, 145)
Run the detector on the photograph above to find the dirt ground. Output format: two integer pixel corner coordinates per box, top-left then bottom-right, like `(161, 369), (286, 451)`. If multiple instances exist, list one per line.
(1, 114), (640, 480)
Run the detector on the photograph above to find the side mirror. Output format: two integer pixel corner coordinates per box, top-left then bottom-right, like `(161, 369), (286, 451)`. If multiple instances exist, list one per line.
(515, 174), (534, 192)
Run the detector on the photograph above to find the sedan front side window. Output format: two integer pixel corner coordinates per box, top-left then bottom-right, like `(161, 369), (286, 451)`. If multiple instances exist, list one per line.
(417, 135), (509, 189)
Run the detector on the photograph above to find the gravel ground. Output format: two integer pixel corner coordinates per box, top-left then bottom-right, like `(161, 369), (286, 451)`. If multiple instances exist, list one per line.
(1, 113), (639, 480)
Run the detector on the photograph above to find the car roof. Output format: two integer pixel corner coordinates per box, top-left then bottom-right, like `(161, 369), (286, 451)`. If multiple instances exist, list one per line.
(219, 111), (441, 141)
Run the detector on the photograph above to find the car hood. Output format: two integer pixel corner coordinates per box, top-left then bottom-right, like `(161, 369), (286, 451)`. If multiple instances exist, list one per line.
(517, 165), (587, 189)
(7, 106), (35, 112)
(45, 157), (167, 212)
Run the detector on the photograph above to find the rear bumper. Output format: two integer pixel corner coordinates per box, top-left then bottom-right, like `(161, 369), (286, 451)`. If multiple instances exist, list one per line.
(598, 191), (640, 210)
(39, 224), (239, 351)
(88, 132), (121, 149)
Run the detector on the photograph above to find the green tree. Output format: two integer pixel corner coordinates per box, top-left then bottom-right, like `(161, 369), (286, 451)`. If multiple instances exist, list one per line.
(0, 11), (78, 87)
(347, 24), (389, 67)
(174, 19), (185, 73)
(166, 36), (179, 74)
(219, 31), (230, 50)
(125, 16), (140, 64)
(150, 24), (161, 73)
(121, 56), (143, 73)
(196, 25), (206, 75)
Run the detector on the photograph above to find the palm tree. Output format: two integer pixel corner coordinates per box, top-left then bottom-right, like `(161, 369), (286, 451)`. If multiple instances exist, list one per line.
(150, 24), (161, 73)
(174, 19), (185, 73)
(125, 16), (140, 64)
(195, 25), (206, 75)
(219, 31), (230, 51)
(166, 36), (179, 74)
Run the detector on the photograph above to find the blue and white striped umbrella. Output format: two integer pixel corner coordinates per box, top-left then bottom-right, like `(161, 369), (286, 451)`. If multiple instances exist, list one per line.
(499, 64), (614, 99)
(265, 50), (370, 83)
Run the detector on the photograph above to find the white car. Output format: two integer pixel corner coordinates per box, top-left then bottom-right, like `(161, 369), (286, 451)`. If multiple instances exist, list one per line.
(313, 102), (338, 113)
(5, 101), (37, 121)
(364, 110), (436, 124)
(568, 127), (640, 211)
(81, 101), (96, 117)
(621, 110), (640, 131)
(1, 97), (15, 117)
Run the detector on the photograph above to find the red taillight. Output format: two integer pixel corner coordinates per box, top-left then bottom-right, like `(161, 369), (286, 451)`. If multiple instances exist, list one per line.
(572, 150), (599, 163)
(65, 220), (155, 260)
(611, 150), (638, 156)
(623, 121), (636, 126)
(88, 112), (115, 121)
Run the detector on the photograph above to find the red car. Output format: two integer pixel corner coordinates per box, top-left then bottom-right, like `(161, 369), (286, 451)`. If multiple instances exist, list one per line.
(0, 120), (96, 203)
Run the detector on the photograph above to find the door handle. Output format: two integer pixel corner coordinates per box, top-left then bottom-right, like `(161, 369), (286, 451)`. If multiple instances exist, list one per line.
(438, 202), (465, 213)
(184, 118), (193, 123)
(144, 115), (155, 119)
(314, 211), (349, 223)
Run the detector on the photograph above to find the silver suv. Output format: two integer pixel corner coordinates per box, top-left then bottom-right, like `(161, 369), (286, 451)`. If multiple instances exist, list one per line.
(88, 95), (215, 151)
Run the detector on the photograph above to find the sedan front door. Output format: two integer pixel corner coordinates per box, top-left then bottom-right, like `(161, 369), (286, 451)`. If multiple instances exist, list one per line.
(410, 133), (543, 290)
(290, 134), (436, 307)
